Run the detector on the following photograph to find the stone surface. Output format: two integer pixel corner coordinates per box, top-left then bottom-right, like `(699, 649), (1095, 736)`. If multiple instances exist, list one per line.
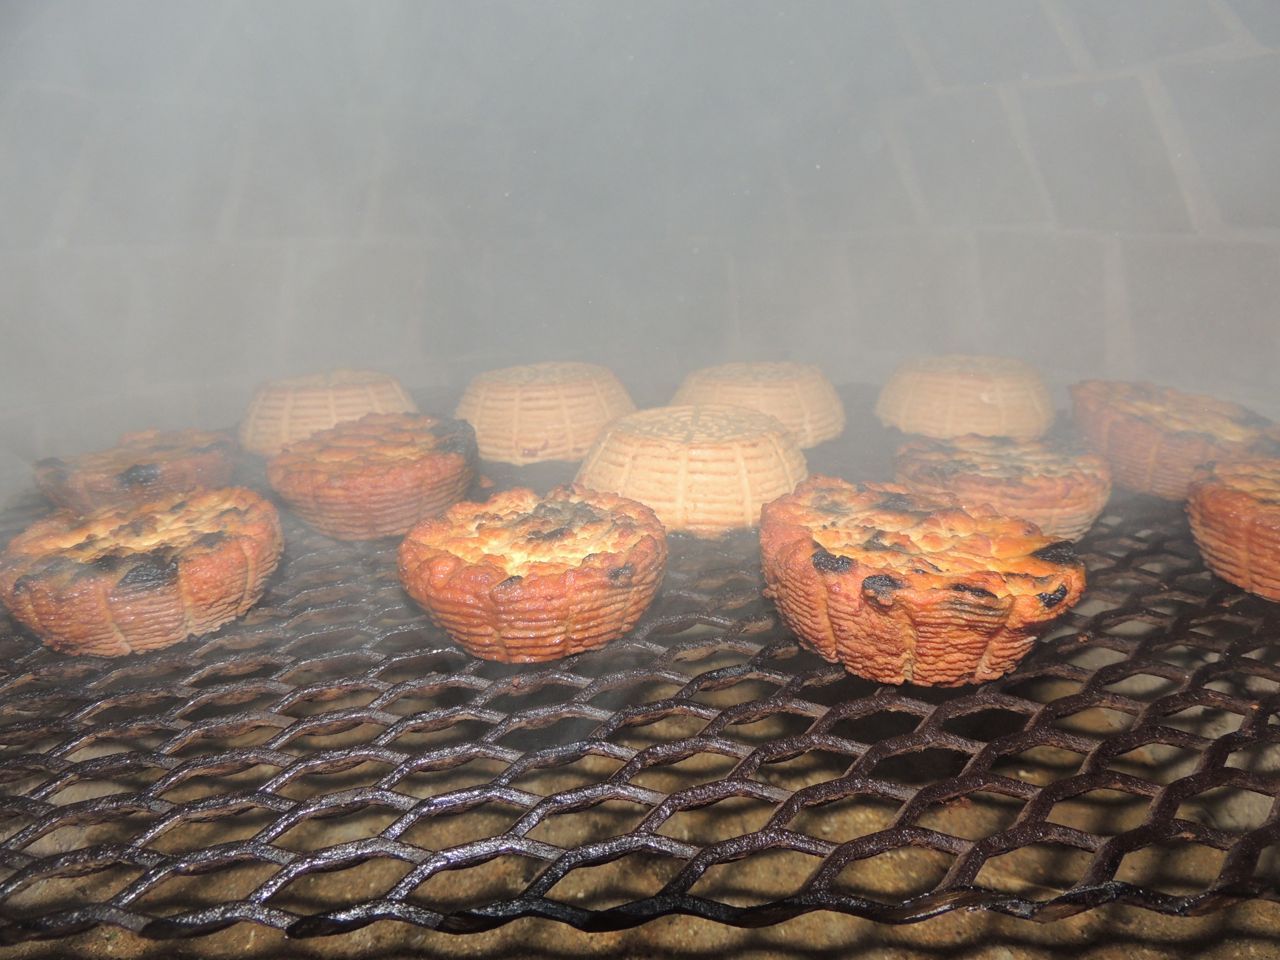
(284, 241), (449, 384)
(784, 112), (916, 233)
(70, 103), (240, 245)
(844, 233), (982, 378)
(1122, 238), (1280, 410)
(729, 235), (857, 366)
(4, 0), (224, 97)
(1057, 0), (1233, 68)
(1020, 77), (1189, 232)
(0, 251), (142, 413)
(233, 111), (379, 239)
(1162, 54), (1280, 227)
(900, 0), (1073, 85)
(1227, 0), (1280, 46)
(975, 232), (1108, 380)
(896, 89), (1049, 225)
(133, 245), (289, 386)
(0, 88), (94, 249)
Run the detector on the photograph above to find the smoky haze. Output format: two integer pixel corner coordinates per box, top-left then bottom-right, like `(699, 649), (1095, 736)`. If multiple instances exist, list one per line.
(1, 0), (1278, 496)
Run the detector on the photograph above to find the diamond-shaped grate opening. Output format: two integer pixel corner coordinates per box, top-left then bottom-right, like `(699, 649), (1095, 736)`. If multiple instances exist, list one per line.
(2, 394), (1280, 942)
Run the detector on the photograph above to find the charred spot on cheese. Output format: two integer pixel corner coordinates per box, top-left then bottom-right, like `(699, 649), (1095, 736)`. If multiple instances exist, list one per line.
(812, 546), (853, 574)
(526, 525), (571, 542)
(433, 421), (479, 457)
(117, 552), (180, 590)
(118, 462), (164, 489)
(1031, 540), (1077, 566)
(1037, 583), (1069, 608)
(812, 495), (849, 516)
(952, 582), (997, 599)
(36, 457), (68, 479)
(85, 553), (129, 576)
(608, 563), (634, 582)
(496, 575), (523, 589)
(861, 532), (890, 551)
(876, 492), (915, 512)
(862, 573), (905, 596)
(168, 500), (189, 514)
(196, 531), (227, 548)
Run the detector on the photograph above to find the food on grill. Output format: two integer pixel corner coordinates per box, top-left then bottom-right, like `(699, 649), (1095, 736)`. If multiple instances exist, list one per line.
(454, 361), (635, 465)
(34, 428), (236, 514)
(1187, 459), (1280, 601)
(671, 361), (845, 448)
(0, 488), (282, 657)
(575, 405), (807, 536)
(759, 477), (1086, 686)
(267, 413), (477, 541)
(239, 369), (417, 457)
(894, 435), (1111, 541)
(875, 355), (1054, 440)
(1071, 380), (1278, 501)
(398, 484), (666, 662)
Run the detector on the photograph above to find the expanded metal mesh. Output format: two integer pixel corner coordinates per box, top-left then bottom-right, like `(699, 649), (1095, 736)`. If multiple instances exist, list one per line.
(0, 433), (1278, 943)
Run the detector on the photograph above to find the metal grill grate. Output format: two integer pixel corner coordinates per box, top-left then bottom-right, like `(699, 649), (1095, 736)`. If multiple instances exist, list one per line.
(0, 422), (1278, 944)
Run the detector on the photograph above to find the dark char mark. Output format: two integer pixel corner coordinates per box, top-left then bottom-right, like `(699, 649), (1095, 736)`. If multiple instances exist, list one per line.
(952, 583), (997, 599)
(434, 420), (479, 458)
(608, 564), (634, 583)
(117, 552), (180, 590)
(812, 546), (852, 574)
(1031, 540), (1077, 566)
(862, 573), (905, 595)
(35, 457), (68, 480)
(876, 493), (915, 511)
(496, 575), (523, 588)
(1037, 584), (1069, 609)
(526, 525), (570, 542)
(119, 462), (164, 488)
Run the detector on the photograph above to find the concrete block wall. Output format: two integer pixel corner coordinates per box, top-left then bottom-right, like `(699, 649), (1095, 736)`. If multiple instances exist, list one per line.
(1, 0), (1279, 497)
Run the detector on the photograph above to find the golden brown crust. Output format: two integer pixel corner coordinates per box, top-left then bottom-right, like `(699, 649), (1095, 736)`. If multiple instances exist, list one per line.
(575, 405), (808, 536)
(759, 476), (1086, 687)
(671, 362), (845, 448)
(34, 429), (236, 514)
(454, 362), (635, 465)
(1071, 380), (1277, 501)
(0, 488), (283, 657)
(239, 369), (418, 457)
(894, 435), (1112, 541)
(267, 413), (477, 541)
(397, 484), (667, 662)
(875, 355), (1054, 440)
(1187, 459), (1280, 601)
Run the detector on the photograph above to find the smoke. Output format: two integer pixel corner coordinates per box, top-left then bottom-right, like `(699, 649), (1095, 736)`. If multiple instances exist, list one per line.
(1, 0), (1278, 498)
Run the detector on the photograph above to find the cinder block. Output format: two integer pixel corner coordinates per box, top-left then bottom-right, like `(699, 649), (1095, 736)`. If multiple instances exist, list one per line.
(1056, 0), (1232, 68)
(730, 235), (857, 366)
(233, 111), (379, 239)
(896, 89), (1050, 225)
(6, 0), (225, 97)
(0, 88), (94, 249)
(1122, 238), (1280, 404)
(976, 232), (1109, 382)
(900, 0), (1072, 85)
(133, 245), (289, 383)
(844, 232), (982, 379)
(1020, 77), (1190, 231)
(785, 113), (916, 233)
(0, 251), (143, 417)
(1163, 54), (1280, 227)
(1226, 0), (1280, 47)
(285, 240), (467, 390)
(70, 103), (240, 245)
